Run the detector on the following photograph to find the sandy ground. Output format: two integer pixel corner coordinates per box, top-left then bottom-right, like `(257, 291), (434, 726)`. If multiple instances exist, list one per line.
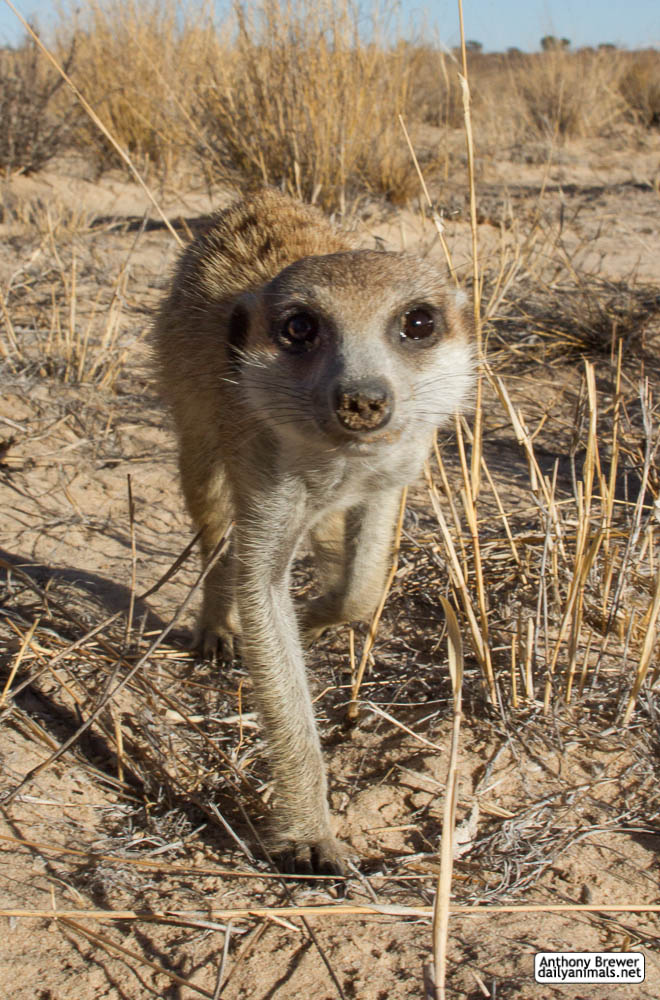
(1, 135), (660, 998)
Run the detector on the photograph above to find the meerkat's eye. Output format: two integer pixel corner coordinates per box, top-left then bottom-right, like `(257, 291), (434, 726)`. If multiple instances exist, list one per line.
(276, 311), (320, 352)
(401, 308), (435, 341)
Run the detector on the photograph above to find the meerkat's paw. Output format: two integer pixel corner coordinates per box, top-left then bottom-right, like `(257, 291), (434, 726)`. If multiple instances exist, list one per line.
(191, 624), (236, 661)
(298, 598), (344, 647)
(277, 836), (349, 878)
(300, 622), (330, 648)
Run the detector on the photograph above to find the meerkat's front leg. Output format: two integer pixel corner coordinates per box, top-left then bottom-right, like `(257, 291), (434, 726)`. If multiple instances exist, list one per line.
(235, 481), (345, 875)
(301, 487), (404, 642)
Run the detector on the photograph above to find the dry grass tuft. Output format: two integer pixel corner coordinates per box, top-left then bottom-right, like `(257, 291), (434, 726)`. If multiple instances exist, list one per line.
(0, 34), (77, 174)
(64, 0), (217, 175)
(1, 5), (658, 206)
(619, 49), (660, 128)
(0, 199), (146, 387)
(511, 48), (628, 141)
(498, 269), (660, 357)
(197, 0), (419, 209)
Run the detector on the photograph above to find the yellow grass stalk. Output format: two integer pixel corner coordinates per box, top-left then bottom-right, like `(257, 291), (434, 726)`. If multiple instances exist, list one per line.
(67, 248), (76, 377)
(556, 530), (603, 708)
(490, 374), (545, 499)
(125, 473), (138, 646)
(0, 287), (20, 356)
(75, 287), (102, 383)
(491, 369), (566, 559)
(4, 903), (660, 921)
(600, 545), (619, 633)
(622, 564), (660, 724)
(457, 0), (482, 500)
(510, 637), (518, 708)
(479, 450), (526, 579)
(455, 415), (491, 662)
(433, 439), (470, 576)
(0, 618), (39, 708)
(563, 362), (604, 704)
(576, 632), (594, 698)
(604, 340), (624, 552)
(425, 462), (496, 702)
(112, 709), (125, 784)
(432, 597), (464, 1000)
(523, 616), (535, 700)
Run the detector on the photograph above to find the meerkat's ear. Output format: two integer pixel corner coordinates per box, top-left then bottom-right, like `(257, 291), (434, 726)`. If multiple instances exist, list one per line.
(449, 287), (475, 340)
(227, 295), (254, 372)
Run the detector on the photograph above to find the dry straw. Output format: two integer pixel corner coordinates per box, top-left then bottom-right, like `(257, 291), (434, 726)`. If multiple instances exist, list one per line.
(430, 597), (464, 1000)
(3, 903), (659, 921)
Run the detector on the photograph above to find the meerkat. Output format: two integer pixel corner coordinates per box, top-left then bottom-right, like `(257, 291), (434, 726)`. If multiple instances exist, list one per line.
(153, 188), (474, 874)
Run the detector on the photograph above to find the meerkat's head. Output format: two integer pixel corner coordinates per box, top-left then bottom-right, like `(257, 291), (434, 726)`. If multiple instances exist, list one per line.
(227, 249), (475, 457)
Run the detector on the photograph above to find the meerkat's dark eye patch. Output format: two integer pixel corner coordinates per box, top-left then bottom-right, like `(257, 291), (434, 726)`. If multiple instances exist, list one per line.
(400, 307), (435, 341)
(275, 311), (320, 353)
(227, 302), (249, 371)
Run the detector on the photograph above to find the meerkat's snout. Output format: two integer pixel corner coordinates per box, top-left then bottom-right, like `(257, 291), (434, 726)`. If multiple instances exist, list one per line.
(331, 376), (393, 433)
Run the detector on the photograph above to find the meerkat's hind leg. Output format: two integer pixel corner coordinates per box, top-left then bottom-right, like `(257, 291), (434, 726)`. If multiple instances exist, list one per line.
(300, 511), (347, 644)
(310, 509), (346, 586)
(193, 526), (240, 660)
(300, 488), (402, 644)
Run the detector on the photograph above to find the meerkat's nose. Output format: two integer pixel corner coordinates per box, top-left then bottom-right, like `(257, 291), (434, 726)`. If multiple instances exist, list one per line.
(332, 377), (393, 432)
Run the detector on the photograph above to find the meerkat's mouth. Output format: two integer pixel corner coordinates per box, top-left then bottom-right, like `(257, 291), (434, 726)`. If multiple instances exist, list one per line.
(323, 425), (403, 452)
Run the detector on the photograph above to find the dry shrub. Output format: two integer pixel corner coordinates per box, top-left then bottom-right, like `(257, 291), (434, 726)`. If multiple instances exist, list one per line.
(66, 0), (218, 175)
(619, 49), (660, 127)
(499, 271), (660, 358)
(197, 0), (420, 209)
(506, 48), (627, 142)
(406, 45), (658, 160)
(0, 33), (76, 175)
(407, 47), (635, 165)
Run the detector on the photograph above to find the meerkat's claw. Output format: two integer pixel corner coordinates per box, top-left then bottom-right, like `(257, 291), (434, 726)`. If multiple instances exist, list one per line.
(300, 622), (330, 648)
(297, 597), (344, 647)
(278, 837), (348, 878)
(192, 625), (235, 662)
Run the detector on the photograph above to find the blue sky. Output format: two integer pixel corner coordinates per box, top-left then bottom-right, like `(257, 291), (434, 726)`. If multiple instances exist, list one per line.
(1, 0), (659, 51)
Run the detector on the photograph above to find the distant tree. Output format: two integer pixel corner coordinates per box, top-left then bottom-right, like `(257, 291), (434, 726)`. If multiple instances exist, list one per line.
(465, 39), (483, 53)
(541, 35), (570, 51)
(507, 46), (523, 55)
(598, 42), (617, 50)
